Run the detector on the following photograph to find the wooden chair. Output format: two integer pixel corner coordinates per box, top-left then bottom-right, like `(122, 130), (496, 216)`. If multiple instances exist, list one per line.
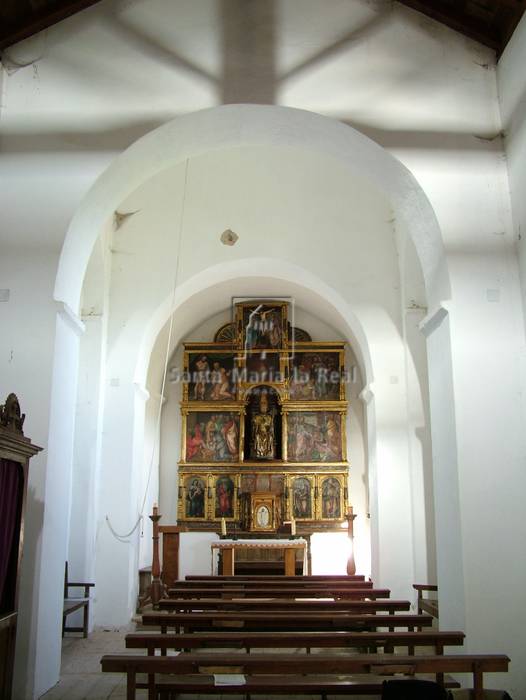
(62, 562), (95, 638)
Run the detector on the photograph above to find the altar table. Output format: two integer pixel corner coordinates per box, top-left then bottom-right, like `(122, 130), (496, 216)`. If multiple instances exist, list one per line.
(211, 539), (307, 576)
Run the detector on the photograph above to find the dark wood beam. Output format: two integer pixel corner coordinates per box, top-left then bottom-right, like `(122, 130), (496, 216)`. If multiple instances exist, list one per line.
(0, 0), (104, 51)
(396, 0), (501, 51)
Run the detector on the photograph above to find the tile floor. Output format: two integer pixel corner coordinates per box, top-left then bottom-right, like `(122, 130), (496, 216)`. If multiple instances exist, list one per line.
(39, 625), (381, 700)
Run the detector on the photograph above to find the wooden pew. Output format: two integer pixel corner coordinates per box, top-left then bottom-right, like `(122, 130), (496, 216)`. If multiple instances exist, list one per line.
(175, 578), (375, 589)
(126, 629), (466, 655)
(167, 586), (390, 599)
(100, 651), (509, 700)
(158, 597), (409, 613)
(185, 574), (365, 584)
(142, 611), (434, 633)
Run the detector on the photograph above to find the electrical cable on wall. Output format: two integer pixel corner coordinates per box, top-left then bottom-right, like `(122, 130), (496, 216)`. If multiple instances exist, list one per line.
(105, 158), (190, 543)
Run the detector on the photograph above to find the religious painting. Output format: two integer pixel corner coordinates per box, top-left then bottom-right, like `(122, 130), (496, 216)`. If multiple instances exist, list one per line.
(320, 476), (342, 519)
(244, 352), (282, 384)
(185, 411), (240, 462)
(184, 475), (207, 519)
(291, 476), (313, 519)
(186, 352), (236, 401)
(214, 475), (236, 519)
(238, 302), (287, 351)
(287, 411), (343, 462)
(289, 351), (341, 401)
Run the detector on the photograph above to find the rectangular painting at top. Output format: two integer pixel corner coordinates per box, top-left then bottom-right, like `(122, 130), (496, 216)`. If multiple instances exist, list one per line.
(289, 351), (341, 400)
(241, 303), (285, 351)
(287, 411), (343, 462)
(185, 411), (240, 462)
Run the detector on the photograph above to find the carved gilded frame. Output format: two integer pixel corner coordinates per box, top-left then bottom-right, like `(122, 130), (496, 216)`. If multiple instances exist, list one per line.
(250, 493), (278, 532)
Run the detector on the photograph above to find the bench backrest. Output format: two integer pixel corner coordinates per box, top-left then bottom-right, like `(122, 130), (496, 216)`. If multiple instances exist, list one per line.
(126, 630), (465, 654)
(158, 598), (409, 612)
(166, 586), (388, 599)
(142, 611), (433, 631)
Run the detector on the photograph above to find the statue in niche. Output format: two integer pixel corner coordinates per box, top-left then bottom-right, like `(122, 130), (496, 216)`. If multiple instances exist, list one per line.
(251, 392), (275, 460)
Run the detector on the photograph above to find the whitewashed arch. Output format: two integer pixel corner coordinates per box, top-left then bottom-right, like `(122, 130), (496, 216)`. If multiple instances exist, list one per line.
(55, 104), (449, 312)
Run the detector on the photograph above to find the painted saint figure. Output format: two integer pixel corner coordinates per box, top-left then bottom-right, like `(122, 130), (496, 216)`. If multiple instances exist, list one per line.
(322, 477), (341, 518)
(293, 477), (311, 518)
(186, 478), (205, 518)
(215, 476), (234, 518)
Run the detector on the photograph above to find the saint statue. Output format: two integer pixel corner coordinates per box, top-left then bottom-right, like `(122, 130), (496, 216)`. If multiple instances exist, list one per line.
(251, 392), (275, 459)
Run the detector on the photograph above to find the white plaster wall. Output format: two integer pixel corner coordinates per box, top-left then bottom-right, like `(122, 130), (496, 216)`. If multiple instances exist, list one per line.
(0, 251), (58, 700)
(498, 12), (526, 327)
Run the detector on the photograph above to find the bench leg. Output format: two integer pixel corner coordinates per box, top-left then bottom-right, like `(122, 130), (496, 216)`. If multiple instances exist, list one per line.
(83, 603), (89, 638)
(127, 668), (136, 700)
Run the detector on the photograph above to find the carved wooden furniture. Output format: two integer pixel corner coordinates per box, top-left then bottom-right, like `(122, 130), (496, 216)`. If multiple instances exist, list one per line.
(62, 562), (94, 638)
(0, 394), (41, 700)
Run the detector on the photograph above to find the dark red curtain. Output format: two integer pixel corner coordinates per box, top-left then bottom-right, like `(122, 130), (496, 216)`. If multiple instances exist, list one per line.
(0, 459), (21, 606)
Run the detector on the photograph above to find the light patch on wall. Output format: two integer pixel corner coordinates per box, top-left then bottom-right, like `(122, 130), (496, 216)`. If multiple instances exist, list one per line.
(486, 289), (501, 302)
(0, 289), (10, 302)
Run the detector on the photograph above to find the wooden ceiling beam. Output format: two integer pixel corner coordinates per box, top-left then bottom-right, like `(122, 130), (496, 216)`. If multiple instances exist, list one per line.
(0, 0), (103, 51)
(397, 0), (501, 51)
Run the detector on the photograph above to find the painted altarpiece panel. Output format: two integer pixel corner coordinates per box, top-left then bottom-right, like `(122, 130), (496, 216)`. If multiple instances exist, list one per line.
(183, 410), (241, 463)
(286, 410), (344, 463)
(184, 351), (237, 402)
(317, 474), (345, 520)
(290, 475), (314, 520)
(289, 350), (344, 401)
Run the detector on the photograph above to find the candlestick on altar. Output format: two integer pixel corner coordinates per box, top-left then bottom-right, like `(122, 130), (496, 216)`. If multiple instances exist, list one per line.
(345, 506), (357, 576)
(221, 517), (227, 537)
(290, 518), (296, 536)
(149, 504), (163, 606)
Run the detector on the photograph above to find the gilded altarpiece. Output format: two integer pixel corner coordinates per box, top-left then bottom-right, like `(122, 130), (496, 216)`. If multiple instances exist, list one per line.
(177, 300), (350, 534)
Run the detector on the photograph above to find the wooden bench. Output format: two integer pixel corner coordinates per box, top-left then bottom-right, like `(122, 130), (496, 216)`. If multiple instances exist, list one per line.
(175, 578), (376, 589)
(62, 562), (95, 638)
(158, 597), (409, 614)
(188, 574), (365, 585)
(414, 583), (439, 618)
(167, 586), (390, 599)
(100, 651), (509, 700)
(126, 629), (466, 655)
(142, 611), (434, 633)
